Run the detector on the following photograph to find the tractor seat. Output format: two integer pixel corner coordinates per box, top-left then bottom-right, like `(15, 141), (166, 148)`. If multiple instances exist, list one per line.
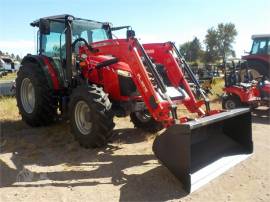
(239, 82), (252, 89)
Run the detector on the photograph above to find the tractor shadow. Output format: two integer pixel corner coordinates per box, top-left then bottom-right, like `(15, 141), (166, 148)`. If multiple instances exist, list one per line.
(252, 107), (270, 124)
(0, 119), (187, 201)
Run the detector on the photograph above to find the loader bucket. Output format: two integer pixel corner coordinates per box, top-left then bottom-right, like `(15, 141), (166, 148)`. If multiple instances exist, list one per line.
(153, 108), (253, 193)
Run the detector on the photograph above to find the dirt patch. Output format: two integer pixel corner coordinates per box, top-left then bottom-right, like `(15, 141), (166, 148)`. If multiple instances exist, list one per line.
(0, 98), (269, 202)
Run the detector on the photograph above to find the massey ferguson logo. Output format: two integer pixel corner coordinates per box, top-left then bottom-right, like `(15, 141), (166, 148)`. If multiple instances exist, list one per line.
(137, 74), (148, 93)
(92, 42), (113, 48)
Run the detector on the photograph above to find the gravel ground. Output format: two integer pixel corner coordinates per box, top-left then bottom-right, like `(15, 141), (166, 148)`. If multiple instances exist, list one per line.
(0, 102), (269, 202)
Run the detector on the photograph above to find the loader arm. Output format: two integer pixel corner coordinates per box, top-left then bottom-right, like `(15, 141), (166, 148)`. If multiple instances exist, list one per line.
(80, 38), (175, 126)
(143, 42), (206, 115)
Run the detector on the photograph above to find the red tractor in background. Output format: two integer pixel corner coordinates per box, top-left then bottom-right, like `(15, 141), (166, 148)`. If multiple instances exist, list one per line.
(15, 15), (253, 193)
(222, 60), (270, 109)
(242, 34), (270, 79)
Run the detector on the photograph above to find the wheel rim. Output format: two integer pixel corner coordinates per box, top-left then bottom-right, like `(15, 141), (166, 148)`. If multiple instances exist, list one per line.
(135, 111), (152, 123)
(225, 99), (236, 109)
(20, 78), (35, 113)
(74, 100), (92, 135)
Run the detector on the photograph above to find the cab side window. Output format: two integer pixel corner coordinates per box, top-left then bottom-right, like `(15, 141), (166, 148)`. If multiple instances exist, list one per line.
(258, 40), (267, 54)
(41, 21), (66, 59)
(251, 39), (268, 55)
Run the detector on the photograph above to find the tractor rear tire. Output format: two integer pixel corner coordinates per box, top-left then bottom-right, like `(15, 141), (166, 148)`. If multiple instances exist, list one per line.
(16, 63), (57, 126)
(130, 110), (163, 133)
(222, 95), (242, 110)
(247, 61), (269, 79)
(69, 85), (115, 148)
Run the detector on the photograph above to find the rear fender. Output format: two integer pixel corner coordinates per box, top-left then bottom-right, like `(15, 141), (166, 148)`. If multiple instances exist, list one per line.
(21, 55), (62, 90)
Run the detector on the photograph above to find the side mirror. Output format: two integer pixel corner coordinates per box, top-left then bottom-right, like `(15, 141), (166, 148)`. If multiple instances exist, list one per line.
(127, 29), (135, 38)
(39, 19), (50, 35)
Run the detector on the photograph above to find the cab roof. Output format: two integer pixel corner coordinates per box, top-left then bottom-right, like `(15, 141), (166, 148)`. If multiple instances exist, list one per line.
(30, 14), (107, 27)
(251, 34), (270, 39)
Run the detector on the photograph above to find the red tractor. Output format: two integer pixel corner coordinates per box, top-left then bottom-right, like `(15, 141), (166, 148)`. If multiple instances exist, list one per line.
(16, 15), (253, 193)
(222, 60), (270, 109)
(242, 34), (270, 79)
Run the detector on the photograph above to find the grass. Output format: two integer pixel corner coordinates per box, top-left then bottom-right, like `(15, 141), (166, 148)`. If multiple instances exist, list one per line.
(210, 77), (225, 97)
(0, 72), (17, 83)
(0, 96), (20, 121)
(201, 76), (225, 101)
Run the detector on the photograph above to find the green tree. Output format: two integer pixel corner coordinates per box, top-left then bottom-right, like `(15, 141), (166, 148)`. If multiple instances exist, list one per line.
(190, 37), (202, 62)
(204, 27), (219, 63)
(217, 23), (237, 64)
(16, 55), (21, 62)
(10, 53), (15, 59)
(179, 37), (203, 62)
(204, 23), (237, 64)
(179, 41), (192, 61)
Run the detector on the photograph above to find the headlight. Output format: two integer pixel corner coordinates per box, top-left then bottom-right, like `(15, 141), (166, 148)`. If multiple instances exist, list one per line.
(117, 69), (131, 77)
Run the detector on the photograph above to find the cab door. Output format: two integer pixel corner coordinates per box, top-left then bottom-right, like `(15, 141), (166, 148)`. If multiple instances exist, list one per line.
(40, 20), (66, 87)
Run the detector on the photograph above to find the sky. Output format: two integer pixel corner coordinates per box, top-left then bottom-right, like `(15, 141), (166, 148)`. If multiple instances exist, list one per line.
(0, 0), (269, 58)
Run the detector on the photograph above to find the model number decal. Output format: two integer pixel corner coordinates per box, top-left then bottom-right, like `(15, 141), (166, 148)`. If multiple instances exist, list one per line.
(137, 73), (148, 93)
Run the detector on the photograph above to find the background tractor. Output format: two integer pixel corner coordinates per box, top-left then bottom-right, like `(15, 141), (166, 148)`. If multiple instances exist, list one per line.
(16, 14), (253, 193)
(242, 34), (270, 79)
(222, 60), (270, 109)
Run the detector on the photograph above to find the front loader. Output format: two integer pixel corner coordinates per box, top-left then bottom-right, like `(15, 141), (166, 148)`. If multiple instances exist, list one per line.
(16, 14), (253, 193)
(142, 42), (253, 192)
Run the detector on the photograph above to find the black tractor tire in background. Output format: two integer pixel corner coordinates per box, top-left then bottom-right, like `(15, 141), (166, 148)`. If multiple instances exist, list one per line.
(222, 94), (243, 110)
(69, 85), (115, 148)
(247, 60), (269, 79)
(16, 63), (57, 126)
(130, 110), (163, 133)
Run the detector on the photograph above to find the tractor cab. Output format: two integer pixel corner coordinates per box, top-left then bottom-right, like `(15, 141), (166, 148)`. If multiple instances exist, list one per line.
(242, 34), (270, 79)
(31, 15), (113, 52)
(31, 14), (134, 86)
(30, 15), (114, 84)
(250, 35), (270, 55)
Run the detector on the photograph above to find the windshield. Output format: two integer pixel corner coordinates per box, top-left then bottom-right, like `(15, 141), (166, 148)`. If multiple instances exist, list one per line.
(72, 19), (111, 44)
(250, 38), (270, 55)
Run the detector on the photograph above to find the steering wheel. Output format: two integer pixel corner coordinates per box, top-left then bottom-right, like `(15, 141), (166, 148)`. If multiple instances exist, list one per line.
(72, 37), (96, 52)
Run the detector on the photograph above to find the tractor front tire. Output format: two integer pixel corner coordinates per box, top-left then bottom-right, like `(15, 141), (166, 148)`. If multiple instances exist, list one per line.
(16, 63), (57, 126)
(222, 95), (242, 110)
(69, 85), (115, 148)
(130, 110), (163, 133)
